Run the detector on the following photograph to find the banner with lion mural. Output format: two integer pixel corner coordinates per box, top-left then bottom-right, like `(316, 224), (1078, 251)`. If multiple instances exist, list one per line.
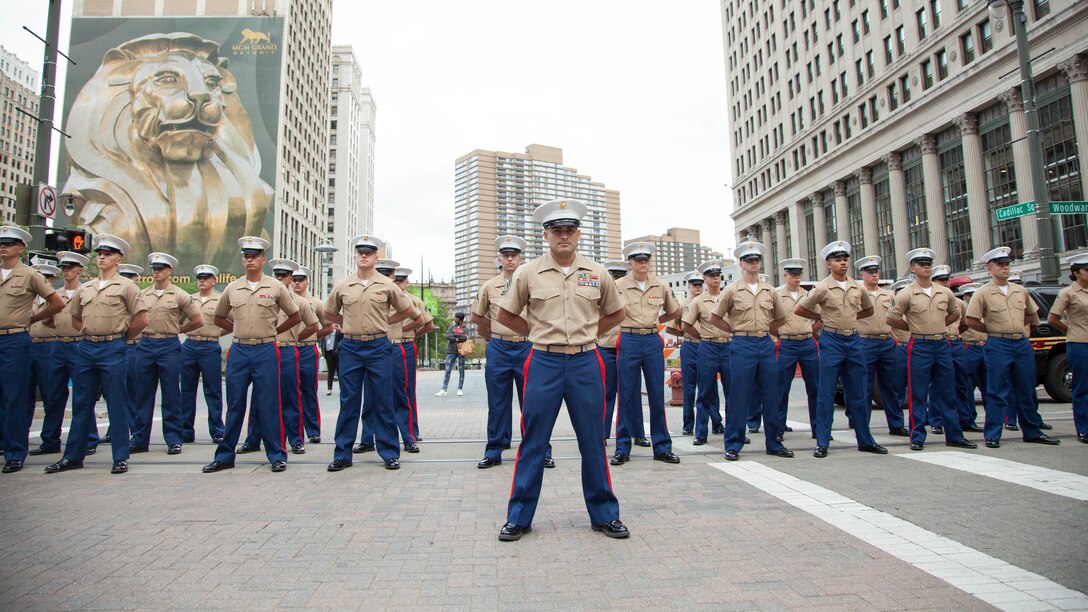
(58, 17), (285, 280)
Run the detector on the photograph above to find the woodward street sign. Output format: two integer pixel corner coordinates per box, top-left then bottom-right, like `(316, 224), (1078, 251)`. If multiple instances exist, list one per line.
(995, 200), (1088, 221)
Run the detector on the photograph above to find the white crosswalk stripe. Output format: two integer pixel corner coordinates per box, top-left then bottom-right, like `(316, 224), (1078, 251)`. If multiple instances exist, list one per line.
(898, 451), (1088, 502)
(710, 461), (1088, 611)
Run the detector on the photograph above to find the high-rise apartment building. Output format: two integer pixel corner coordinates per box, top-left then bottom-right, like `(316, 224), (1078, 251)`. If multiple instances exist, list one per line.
(0, 46), (39, 224)
(72, 0), (332, 276)
(453, 144), (621, 311)
(325, 45), (376, 295)
(624, 228), (726, 276)
(722, 0), (1088, 283)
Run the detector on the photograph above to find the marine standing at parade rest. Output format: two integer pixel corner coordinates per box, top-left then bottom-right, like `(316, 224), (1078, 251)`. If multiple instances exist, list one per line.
(471, 236), (553, 468)
(795, 241), (882, 458)
(1047, 253), (1088, 444)
(45, 234), (146, 475)
(855, 256), (910, 437)
(201, 237), (301, 474)
(597, 261), (647, 445)
(497, 198), (628, 542)
(292, 266), (332, 444)
(708, 241), (792, 460)
(33, 252), (95, 457)
(325, 235), (420, 472)
(393, 267), (433, 443)
(886, 249), (976, 451)
(374, 258), (423, 453)
(965, 247), (1061, 448)
(934, 266), (984, 433)
(180, 265), (228, 444)
(773, 259), (820, 440)
(888, 278), (913, 419)
(664, 271), (703, 436)
(130, 253), (204, 455)
(682, 259), (731, 446)
(27, 264), (60, 448)
(610, 241), (682, 466)
(956, 284), (987, 432)
(102, 263), (144, 445)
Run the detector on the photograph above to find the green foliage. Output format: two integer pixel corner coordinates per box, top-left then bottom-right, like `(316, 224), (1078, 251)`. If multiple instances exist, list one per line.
(407, 285), (452, 365)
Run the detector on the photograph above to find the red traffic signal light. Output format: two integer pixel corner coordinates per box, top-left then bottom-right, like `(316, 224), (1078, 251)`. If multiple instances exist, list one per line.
(43, 228), (92, 254)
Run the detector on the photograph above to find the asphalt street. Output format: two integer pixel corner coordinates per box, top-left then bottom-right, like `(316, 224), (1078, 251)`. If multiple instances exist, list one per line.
(1, 368), (1085, 610)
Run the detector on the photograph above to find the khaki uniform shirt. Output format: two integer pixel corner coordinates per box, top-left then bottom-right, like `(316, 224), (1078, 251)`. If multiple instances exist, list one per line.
(681, 291), (731, 341)
(798, 275), (873, 331)
(710, 280), (787, 332)
(677, 295), (702, 341)
(0, 263), (56, 330)
(141, 284), (201, 336)
(325, 273), (412, 336)
(1050, 283), (1088, 343)
(889, 282), (961, 335)
(471, 274), (525, 339)
(30, 297), (56, 339)
(189, 292), (225, 339)
(401, 293), (431, 341)
(965, 281), (1040, 334)
(68, 277), (146, 336)
(775, 288), (816, 336)
(500, 252), (624, 347)
(214, 275), (299, 340)
(52, 288), (82, 339)
(856, 285), (895, 335)
(297, 294), (325, 343)
(616, 275), (680, 329)
(277, 292), (318, 344)
(946, 297), (966, 339)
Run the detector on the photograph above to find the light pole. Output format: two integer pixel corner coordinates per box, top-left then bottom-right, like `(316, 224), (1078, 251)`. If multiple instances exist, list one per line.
(987, 0), (1060, 283)
(314, 242), (338, 300)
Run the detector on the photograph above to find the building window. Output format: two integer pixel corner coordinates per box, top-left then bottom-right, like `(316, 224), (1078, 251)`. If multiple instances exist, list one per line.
(863, 10), (871, 34)
(900, 74), (913, 102)
(980, 103), (1022, 258)
(866, 50), (876, 78)
(856, 59), (865, 86)
(936, 49), (949, 80)
(896, 25), (907, 55)
(852, 20), (861, 43)
(957, 0), (968, 9)
(921, 59), (934, 89)
(1033, 0), (1050, 20)
(805, 204), (817, 274)
(917, 8), (928, 39)
(873, 162), (897, 279)
(938, 126), (972, 272)
(1037, 75), (1086, 249)
(931, 0), (942, 28)
(884, 36), (894, 64)
(859, 103), (869, 128)
(840, 72), (849, 97)
(888, 83), (900, 111)
(823, 188), (837, 241)
(881, 0), (890, 18)
(869, 96), (880, 122)
(902, 147), (930, 249)
(847, 177), (864, 254)
(979, 19), (993, 53)
(961, 31), (976, 64)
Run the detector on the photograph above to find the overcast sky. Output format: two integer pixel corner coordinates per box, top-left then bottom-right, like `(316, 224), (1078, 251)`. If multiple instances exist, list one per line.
(2, 0), (735, 280)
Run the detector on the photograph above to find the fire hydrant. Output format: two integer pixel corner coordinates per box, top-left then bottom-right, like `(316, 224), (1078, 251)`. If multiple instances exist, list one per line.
(668, 369), (683, 406)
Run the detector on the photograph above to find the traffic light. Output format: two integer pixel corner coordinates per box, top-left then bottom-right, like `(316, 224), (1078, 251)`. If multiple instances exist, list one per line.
(43, 228), (92, 254)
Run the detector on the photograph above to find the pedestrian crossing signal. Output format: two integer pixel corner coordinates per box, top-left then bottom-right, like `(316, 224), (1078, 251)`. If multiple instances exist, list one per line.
(43, 228), (92, 254)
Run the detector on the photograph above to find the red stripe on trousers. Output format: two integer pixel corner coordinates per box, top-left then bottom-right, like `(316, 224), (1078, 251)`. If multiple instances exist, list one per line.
(906, 338), (915, 433)
(509, 349), (535, 499)
(295, 347), (303, 443)
(312, 345), (321, 426)
(274, 344), (285, 449)
(658, 334), (669, 433)
(595, 348), (615, 491)
(400, 344), (415, 443)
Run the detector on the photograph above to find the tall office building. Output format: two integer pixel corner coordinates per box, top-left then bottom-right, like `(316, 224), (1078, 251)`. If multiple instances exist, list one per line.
(624, 228), (726, 276)
(722, 0), (1088, 283)
(325, 45), (376, 295)
(72, 0), (332, 276)
(453, 144), (622, 312)
(0, 46), (39, 224)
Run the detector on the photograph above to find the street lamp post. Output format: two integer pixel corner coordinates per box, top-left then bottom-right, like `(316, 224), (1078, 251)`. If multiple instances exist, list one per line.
(988, 0), (1060, 283)
(314, 242), (338, 300)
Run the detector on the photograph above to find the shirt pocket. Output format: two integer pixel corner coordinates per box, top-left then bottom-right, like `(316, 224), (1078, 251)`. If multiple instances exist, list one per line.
(229, 293), (249, 309)
(646, 291), (664, 306)
(256, 295), (277, 308)
(848, 292), (862, 311)
(530, 287), (563, 321)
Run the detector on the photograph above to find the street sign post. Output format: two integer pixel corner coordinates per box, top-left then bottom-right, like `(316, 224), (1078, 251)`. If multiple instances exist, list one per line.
(36, 183), (57, 219)
(29, 251), (60, 267)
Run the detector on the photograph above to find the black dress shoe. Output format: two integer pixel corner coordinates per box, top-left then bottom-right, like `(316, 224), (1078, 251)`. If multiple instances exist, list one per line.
(610, 453), (629, 466)
(129, 446), (149, 454)
(384, 458), (400, 470)
(167, 444), (182, 455)
(213, 436), (224, 443)
(1025, 434), (1061, 445)
(724, 449), (740, 461)
(744, 436), (751, 445)
(498, 523), (530, 541)
(784, 425), (794, 432)
(404, 443), (420, 453)
(111, 460), (128, 474)
(1005, 424), (1020, 431)
(29, 447), (60, 456)
(634, 437), (651, 447)
(946, 439), (978, 449)
(501, 443), (511, 450)
(985, 439), (1001, 448)
(858, 444), (889, 454)
(692, 438), (706, 446)
(270, 460), (287, 472)
(654, 451), (681, 464)
(238, 444), (260, 454)
(961, 423), (984, 433)
(85, 447), (96, 456)
(592, 520), (630, 539)
(101, 434), (111, 443)
(182, 436), (196, 444)
(543, 457), (555, 468)
(44, 459), (83, 473)
(352, 444), (375, 454)
(415, 436), (424, 442)
(931, 426), (944, 435)
(766, 448), (794, 458)
(682, 429), (693, 435)
(2, 460), (23, 473)
(202, 460), (234, 473)
(888, 427), (910, 437)
(813, 446), (828, 458)
(712, 426), (726, 434)
(291, 444), (306, 454)
(1039, 422), (1053, 431)
(308, 436), (321, 444)
(910, 441), (924, 451)
(327, 459), (352, 472)
(1078, 433), (1088, 444)
(748, 427), (760, 434)
(477, 457), (501, 469)
(811, 434), (835, 440)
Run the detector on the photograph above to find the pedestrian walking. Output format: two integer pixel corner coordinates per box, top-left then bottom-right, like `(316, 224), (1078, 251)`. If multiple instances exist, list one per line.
(436, 313), (468, 396)
(323, 325), (343, 395)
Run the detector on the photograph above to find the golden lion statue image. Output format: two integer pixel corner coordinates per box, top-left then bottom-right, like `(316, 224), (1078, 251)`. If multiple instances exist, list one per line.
(240, 28), (271, 44)
(62, 32), (273, 271)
